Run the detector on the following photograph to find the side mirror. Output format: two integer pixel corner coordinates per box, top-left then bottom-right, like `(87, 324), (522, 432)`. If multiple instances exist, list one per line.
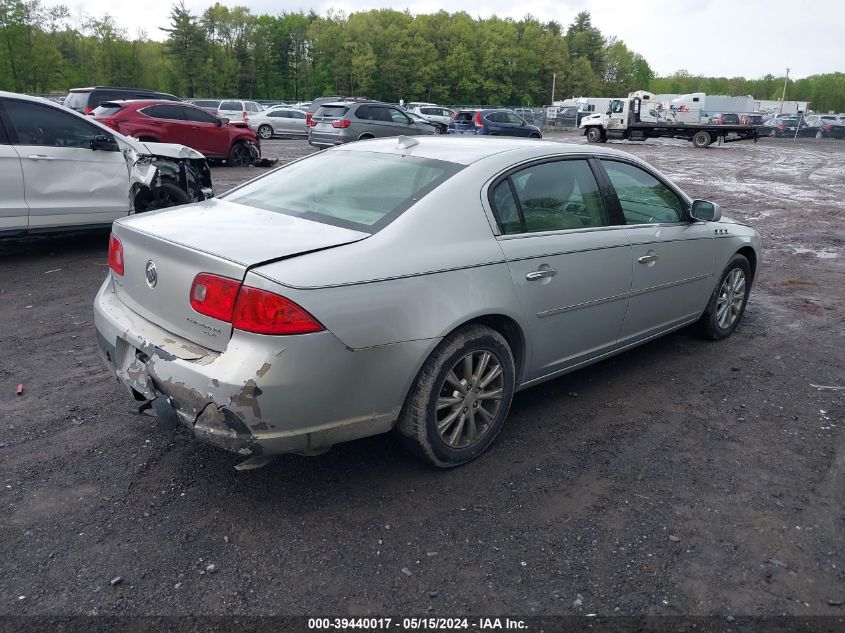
(218, 117), (229, 126)
(690, 199), (721, 222)
(90, 134), (118, 152)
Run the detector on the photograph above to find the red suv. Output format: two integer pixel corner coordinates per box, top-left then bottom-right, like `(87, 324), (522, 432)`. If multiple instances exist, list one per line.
(92, 100), (259, 166)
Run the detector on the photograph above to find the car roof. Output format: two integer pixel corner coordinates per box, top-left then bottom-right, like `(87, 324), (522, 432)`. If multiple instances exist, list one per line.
(331, 136), (637, 166)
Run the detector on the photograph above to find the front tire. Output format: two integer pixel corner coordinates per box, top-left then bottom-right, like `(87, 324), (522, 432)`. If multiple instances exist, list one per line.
(396, 325), (516, 468)
(257, 125), (273, 140)
(227, 141), (252, 167)
(697, 254), (751, 340)
(133, 182), (192, 212)
(586, 127), (603, 143)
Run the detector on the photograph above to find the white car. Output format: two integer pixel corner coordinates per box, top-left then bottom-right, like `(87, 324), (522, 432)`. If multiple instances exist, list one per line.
(0, 91), (213, 235)
(248, 107), (308, 139)
(411, 105), (455, 126)
(216, 100), (265, 124)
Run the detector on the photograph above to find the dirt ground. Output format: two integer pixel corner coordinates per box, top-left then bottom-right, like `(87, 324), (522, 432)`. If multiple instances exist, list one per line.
(0, 133), (843, 620)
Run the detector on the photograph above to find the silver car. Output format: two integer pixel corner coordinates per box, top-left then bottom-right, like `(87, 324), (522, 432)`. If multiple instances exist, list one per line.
(249, 107), (308, 139)
(308, 101), (436, 149)
(94, 137), (761, 469)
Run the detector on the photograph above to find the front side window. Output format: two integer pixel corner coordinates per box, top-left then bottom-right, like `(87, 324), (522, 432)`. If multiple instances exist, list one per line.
(388, 108), (410, 124)
(182, 106), (218, 123)
(490, 160), (607, 234)
(506, 112), (524, 125)
(600, 160), (685, 224)
(223, 152), (463, 232)
(4, 100), (101, 148)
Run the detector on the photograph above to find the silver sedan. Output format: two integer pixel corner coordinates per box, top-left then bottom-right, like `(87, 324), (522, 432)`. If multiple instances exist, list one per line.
(94, 137), (761, 468)
(249, 107), (308, 140)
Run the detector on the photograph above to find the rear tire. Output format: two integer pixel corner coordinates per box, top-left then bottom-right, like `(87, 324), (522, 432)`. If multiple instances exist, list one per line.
(529, 132), (542, 139)
(697, 254), (751, 340)
(692, 131), (712, 148)
(396, 325), (515, 468)
(257, 125), (273, 140)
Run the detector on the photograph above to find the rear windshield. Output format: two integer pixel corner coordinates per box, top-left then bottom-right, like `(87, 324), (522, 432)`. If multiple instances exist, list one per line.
(454, 112), (476, 123)
(315, 105), (349, 118)
(64, 91), (90, 110)
(193, 100), (220, 108)
(222, 151), (463, 232)
(219, 101), (243, 111)
(92, 103), (125, 117)
(723, 114), (739, 122)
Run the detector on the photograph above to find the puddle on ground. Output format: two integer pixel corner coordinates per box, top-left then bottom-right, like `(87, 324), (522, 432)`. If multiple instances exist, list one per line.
(791, 247), (838, 259)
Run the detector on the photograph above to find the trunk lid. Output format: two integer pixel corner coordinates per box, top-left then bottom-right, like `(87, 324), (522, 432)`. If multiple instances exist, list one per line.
(111, 198), (368, 351)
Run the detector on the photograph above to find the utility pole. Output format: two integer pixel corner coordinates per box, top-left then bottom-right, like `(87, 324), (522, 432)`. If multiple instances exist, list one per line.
(779, 68), (790, 113)
(551, 72), (556, 105)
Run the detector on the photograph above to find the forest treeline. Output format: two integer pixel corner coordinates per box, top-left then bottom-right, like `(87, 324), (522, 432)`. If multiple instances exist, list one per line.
(1, 0), (843, 112)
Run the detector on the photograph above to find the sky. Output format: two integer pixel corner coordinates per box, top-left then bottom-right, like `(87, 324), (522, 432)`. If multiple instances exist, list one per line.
(57, 0), (844, 79)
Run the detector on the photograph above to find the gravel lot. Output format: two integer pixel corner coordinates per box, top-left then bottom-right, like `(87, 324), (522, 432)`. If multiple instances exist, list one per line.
(1, 133), (843, 620)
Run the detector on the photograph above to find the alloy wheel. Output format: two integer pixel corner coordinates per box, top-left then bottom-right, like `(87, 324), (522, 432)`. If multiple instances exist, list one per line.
(716, 268), (746, 329)
(435, 350), (504, 449)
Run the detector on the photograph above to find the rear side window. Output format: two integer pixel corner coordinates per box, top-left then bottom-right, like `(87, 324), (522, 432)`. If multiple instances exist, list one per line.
(502, 160), (607, 233)
(92, 103), (126, 117)
(63, 91), (90, 111)
(223, 151), (463, 232)
(219, 101), (243, 111)
(600, 160), (684, 225)
(316, 105), (349, 118)
(143, 105), (186, 120)
(454, 112), (475, 123)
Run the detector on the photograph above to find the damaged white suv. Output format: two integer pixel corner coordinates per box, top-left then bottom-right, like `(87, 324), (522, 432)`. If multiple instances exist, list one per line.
(0, 91), (213, 236)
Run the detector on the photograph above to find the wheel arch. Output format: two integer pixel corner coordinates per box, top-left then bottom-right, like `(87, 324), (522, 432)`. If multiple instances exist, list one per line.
(736, 245), (758, 284)
(440, 313), (527, 385)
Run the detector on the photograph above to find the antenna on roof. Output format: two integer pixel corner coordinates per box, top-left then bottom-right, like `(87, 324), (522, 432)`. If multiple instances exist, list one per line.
(396, 135), (419, 154)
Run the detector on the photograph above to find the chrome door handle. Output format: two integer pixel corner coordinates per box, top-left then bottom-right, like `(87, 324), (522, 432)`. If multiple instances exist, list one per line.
(27, 155), (55, 161)
(638, 254), (659, 264)
(526, 269), (557, 281)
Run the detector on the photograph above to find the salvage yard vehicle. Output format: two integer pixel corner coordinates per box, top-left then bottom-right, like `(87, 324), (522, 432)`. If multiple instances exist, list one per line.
(449, 109), (543, 138)
(216, 99), (265, 124)
(94, 136), (761, 469)
(64, 86), (180, 114)
(759, 116), (800, 137)
(308, 101), (435, 148)
(0, 91), (213, 235)
(580, 91), (758, 148)
(248, 106), (308, 139)
(92, 100), (260, 166)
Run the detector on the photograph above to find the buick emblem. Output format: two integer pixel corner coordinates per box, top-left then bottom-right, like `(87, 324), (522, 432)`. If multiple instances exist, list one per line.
(145, 260), (158, 288)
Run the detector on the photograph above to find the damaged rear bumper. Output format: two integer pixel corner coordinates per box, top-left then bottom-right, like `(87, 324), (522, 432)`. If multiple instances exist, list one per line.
(93, 277), (430, 459)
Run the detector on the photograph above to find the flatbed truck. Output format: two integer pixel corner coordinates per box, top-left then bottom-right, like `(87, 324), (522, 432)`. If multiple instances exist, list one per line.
(579, 91), (759, 148)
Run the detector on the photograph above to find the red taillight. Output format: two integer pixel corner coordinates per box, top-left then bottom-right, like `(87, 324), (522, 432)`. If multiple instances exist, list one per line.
(188, 274), (324, 335)
(83, 106), (94, 115)
(108, 234), (124, 276)
(233, 286), (324, 335)
(822, 125), (831, 131)
(473, 111), (484, 126)
(190, 273), (240, 322)
(305, 112), (313, 126)
(215, 111), (221, 118)
(243, 111), (249, 120)
(331, 119), (351, 128)
(778, 124), (786, 131)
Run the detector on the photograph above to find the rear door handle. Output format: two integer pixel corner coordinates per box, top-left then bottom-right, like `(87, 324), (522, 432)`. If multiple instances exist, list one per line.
(526, 269), (557, 281)
(638, 254), (659, 264)
(27, 155), (55, 161)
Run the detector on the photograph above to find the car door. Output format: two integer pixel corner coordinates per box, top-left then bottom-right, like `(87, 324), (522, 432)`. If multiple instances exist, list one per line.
(180, 104), (228, 156)
(0, 111), (29, 232)
(505, 111), (532, 136)
(597, 159), (715, 345)
(488, 158), (633, 381)
(288, 109), (307, 136)
(386, 106), (422, 136)
(272, 110), (295, 135)
(2, 98), (129, 229)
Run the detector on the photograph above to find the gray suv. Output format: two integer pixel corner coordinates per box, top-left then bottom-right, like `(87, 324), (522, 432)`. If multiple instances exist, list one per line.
(308, 101), (436, 149)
